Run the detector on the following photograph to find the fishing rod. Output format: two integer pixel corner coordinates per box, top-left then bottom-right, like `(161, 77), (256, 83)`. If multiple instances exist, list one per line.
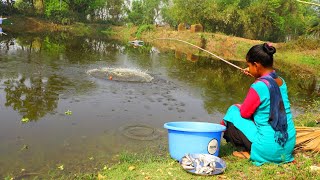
(296, 0), (320, 7)
(155, 38), (244, 71)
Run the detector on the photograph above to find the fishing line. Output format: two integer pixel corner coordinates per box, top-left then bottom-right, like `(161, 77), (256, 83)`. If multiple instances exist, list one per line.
(154, 38), (244, 71)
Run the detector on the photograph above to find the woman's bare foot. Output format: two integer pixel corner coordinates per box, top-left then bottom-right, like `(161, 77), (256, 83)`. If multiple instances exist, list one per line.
(232, 151), (250, 159)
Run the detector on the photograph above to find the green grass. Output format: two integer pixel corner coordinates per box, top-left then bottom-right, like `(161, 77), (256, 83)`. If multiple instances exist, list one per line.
(6, 148), (319, 179)
(280, 52), (320, 66)
(85, 143), (319, 180)
(294, 100), (320, 127)
(277, 37), (320, 76)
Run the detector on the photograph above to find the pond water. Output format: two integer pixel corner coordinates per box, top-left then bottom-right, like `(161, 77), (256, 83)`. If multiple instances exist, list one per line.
(0, 33), (319, 177)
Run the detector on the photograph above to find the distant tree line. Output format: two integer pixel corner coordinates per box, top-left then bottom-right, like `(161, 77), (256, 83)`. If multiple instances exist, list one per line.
(0, 0), (319, 41)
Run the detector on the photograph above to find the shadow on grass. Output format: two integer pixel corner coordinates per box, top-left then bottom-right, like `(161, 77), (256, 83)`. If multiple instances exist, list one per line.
(219, 140), (237, 157)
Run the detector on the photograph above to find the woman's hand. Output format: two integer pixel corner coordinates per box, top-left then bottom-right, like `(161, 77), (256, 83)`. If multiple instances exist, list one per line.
(241, 67), (253, 77)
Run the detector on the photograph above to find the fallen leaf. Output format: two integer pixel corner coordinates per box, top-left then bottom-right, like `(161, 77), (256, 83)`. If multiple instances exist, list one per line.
(128, 166), (136, 171)
(97, 173), (106, 180)
(58, 165), (64, 170)
(310, 165), (320, 172)
(218, 175), (228, 179)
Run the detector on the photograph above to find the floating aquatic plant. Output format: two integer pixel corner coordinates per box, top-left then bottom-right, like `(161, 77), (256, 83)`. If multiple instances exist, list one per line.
(20, 145), (28, 151)
(21, 117), (30, 123)
(65, 110), (72, 115)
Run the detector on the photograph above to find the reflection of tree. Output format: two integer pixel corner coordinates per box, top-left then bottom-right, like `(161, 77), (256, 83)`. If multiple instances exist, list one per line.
(164, 51), (320, 113)
(164, 51), (252, 113)
(0, 37), (15, 54)
(4, 74), (71, 121)
(64, 37), (123, 64)
(1, 34), (115, 121)
(275, 60), (320, 104)
(122, 44), (153, 68)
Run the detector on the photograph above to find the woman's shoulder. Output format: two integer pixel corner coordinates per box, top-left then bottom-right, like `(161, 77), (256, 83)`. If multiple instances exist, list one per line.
(252, 76), (287, 87)
(251, 80), (268, 90)
(250, 81), (270, 98)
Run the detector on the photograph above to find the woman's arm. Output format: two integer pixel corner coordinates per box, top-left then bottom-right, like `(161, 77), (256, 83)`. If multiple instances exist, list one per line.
(239, 88), (261, 119)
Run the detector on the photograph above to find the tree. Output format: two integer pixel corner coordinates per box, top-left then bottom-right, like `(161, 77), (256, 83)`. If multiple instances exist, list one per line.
(163, 0), (212, 25)
(61, 0), (105, 20)
(105, 0), (126, 23)
(127, 0), (164, 25)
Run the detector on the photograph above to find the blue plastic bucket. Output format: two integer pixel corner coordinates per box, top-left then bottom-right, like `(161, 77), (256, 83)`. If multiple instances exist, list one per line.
(164, 121), (226, 161)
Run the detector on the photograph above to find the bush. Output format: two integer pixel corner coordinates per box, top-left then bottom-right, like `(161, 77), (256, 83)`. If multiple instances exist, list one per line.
(46, 10), (76, 25)
(14, 1), (34, 15)
(135, 24), (155, 38)
(101, 28), (115, 36)
(286, 36), (320, 50)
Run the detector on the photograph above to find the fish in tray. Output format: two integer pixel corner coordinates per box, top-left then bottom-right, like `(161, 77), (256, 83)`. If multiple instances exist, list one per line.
(179, 154), (226, 175)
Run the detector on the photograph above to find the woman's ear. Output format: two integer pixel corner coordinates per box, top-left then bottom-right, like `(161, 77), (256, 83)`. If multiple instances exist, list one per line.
(254, 62), (262, 68)
(254, 62), (263, 75)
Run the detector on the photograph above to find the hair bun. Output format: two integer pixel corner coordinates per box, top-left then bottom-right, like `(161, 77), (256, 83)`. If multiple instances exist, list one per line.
(263, 43), (276, 55)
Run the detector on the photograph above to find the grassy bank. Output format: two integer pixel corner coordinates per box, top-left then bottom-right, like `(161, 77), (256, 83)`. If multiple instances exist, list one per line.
(6, 144), (319, 179)
(40, 141), (319, 179)
(110, 25), (320, 77)
(95, 148), (319, 180)
(3, 16), (109, 37)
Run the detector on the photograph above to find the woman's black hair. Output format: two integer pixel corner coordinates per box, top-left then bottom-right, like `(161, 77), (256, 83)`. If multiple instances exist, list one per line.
(246, 43), (276, 67)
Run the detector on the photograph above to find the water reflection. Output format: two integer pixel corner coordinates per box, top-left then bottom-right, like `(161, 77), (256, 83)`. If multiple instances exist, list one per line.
(166, 52), (252, 112)
(0, 34), (112, 121)
(274, 61), (320, 105)
(4, 74), (69, 120)
(0, 26), (7, 35)
(164, 48), (320, 112)
(174, 50), (200, 62)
